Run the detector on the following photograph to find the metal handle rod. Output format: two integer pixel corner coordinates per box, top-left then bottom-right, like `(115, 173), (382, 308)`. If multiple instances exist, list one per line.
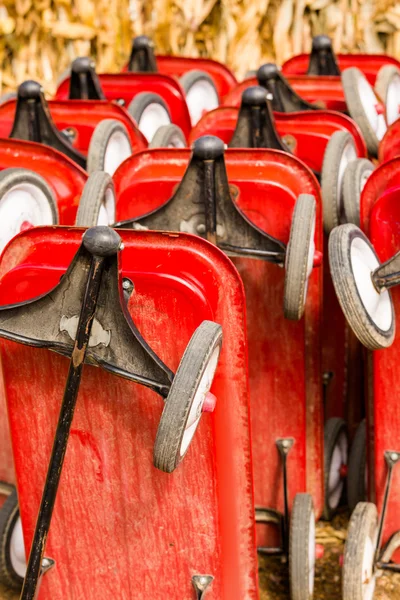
(20, 254), (106, 600)
(203, 160), (217, 246)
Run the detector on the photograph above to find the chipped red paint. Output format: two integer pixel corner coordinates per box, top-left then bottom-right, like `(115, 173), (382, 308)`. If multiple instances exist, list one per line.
(114, 147), (324, 536)
(55, 73), (192, 138)
(0, 228), (258, 599)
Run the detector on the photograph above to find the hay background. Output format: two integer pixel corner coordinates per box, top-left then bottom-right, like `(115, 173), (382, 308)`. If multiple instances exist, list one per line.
(1, 0), (400, 95)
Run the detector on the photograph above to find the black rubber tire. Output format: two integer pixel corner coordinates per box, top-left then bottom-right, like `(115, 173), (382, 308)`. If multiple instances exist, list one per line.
(283, 194), (316, 321)
(342, 502), (378, 600)
(0, 488), (24, 590)
(153, 320), (222, 473)
(87, 119), (132, 176)
(375, 64), (400, 125)
(328, 224), (395, 350)
(127, 92), (171, 141)
(289, 493), (315, 600)
(149, 124), (186, 148)
(322, 417), (348, 520)
(342, 67), (385, 156)
(347, 419), (367, 512)
(342, 159), (374, 227)
(321, 130), (357, 234)
(75, 171), (116, 227)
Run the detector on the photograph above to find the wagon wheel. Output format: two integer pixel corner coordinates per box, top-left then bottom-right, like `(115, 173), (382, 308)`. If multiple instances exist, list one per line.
(128, 92), (171, 143)
(180, 70), (220, 126)
(323, 418), (348, 520)
(342, 502), (378, 600)
(328, 224), (395, 350)
(75, 171), (116, 227)
(342, 68), (387, 156)
(149, 124), (186, 148)
(375, 65), (400, 126)
(343, 159), (374, 227)
(284, 194), (316, 321)
(289, 493), (316, 600)
(153, 320), (222, 473)
(321, 131), (357, 233)
(0, 488), (26, 590)
(87, 119), (132, 176)
(0, 168), (58, 253)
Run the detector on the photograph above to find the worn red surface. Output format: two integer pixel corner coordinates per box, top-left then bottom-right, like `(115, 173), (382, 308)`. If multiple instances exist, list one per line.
(55, 73), (192, 138)
(369, 195), (400, 560)
(0, 228), (258, 599)
(0, 99), (146, 156)
(114, 147), (324, 541)
(281, 54), (400, 84)
(189, 107), (366, 173)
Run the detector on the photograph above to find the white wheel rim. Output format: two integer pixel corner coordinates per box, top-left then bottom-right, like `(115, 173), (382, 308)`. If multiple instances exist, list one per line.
(337, 141), (357, 217)
(103, 130), (132, 176)
(179, 345), (220, 457)
(96, 187), (116, 226)
(138, 103), (171, 143)
(361, 535), (376, 600)
(10, 517), (26, 579)
(357, 76), (387, 140)
(308, 510), (316, 595)
(328, 431), (348, 509)
(185, 79), (219, 126)
(350, 236), (393, 331)
(385, 75), (400, 125)
(0, 182), (55, 253)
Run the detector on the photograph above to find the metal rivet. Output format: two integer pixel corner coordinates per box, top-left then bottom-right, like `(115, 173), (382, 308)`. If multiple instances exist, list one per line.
(196, 224), (206, 234)
(391, 452), (398, 461)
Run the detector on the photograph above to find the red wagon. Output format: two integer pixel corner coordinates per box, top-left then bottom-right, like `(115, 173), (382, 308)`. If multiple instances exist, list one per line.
(55, 57), (192, 140)
(328, 180), (400, 598)
(75, 138), (325, 597)
(0, 225), (258, 598)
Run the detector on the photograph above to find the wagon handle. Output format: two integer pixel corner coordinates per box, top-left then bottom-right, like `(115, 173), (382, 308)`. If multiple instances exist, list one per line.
(257, 63), (319, 113)
(127, 36), (158, 73)
(10, 80), (87, 170)
(69, 57), (106, 101)
(307, 35), (341, 77)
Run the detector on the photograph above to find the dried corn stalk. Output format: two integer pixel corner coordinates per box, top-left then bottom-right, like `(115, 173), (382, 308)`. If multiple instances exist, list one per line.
(0, 0), (399, 94)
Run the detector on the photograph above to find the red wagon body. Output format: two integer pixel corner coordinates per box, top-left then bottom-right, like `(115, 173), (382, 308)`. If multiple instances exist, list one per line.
(0, 227), (258, 599)
(0, 99), (146, 156)
(113, 147), (324, 532)
(282, 54), (400, 84)
(189, 106), (366, 173)
(55, 73), (192, 138)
